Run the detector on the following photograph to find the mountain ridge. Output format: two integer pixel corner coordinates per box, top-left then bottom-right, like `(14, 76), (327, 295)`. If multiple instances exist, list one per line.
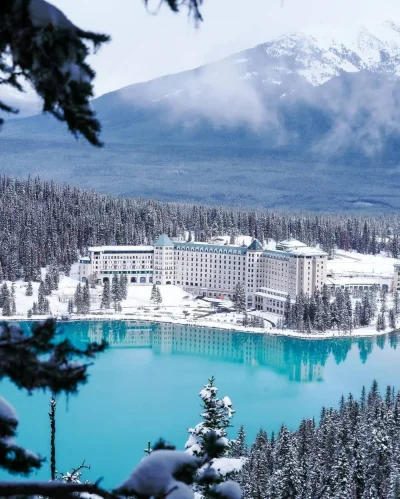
(2, 21), (400, 210)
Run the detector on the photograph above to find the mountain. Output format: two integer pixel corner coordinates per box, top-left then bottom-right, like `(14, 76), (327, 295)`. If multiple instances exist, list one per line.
(2, 21), (400, 210)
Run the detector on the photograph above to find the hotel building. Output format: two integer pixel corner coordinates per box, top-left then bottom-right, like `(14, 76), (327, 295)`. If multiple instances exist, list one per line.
(79, 235), (327, 311)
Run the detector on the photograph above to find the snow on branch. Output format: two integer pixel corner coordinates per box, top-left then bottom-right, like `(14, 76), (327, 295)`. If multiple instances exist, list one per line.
(0, 480), (118, 498)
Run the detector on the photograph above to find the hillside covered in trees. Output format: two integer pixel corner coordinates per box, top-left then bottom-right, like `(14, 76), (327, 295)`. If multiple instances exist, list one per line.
(0, 176), (400, 281)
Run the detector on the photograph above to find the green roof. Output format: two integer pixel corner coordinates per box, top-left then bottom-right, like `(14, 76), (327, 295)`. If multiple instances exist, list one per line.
(154, 234), (174, 246)
(247, 239), (263, 251)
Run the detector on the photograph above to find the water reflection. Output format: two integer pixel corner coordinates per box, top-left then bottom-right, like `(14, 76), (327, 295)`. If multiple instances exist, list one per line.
(57, 321), (398, 383)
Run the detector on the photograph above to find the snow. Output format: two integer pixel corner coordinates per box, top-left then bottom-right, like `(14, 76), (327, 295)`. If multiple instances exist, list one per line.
(0, 396), (18, 424)
(212, 457), (244, 476)
(25, 0), (76, 29)
(260, 20), (400, 86)
(328, 250), (398, 277)
(213, 480), (242, 499)
(116, 450), (200, 496)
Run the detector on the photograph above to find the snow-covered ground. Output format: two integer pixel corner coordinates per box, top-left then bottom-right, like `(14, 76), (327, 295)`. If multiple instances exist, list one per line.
(328, 249), (398, 276)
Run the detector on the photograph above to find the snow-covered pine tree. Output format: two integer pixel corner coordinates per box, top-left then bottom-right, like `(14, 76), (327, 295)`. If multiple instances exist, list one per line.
(120, 274), (128, 300)
(67, 299), (74, 314)
(185, 376), (241, 497)
(233, 282), (246, 316)
(82, 282), (91, 314)
(150, 283), (157, 304)
(101, 279), (111, 309)
(394, 290), (400, 316)
(74, 284), (83, 314)
(25, 281), (33, 297)
(229, 425), (248, 459)
(2, 295), (11, 316)
(111, 275), (121, 307)
(283, 294), (291, 328)
(155, 287), (162, 306)
(389, 308), (396, 330)
(44, 274), (53, 296)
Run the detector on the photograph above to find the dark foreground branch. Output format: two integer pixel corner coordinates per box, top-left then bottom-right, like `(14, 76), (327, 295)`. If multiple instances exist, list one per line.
(0, 480), (119, 498)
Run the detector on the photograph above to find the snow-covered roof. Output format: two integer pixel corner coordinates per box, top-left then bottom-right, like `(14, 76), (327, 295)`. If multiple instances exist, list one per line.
(265, 246), (327, 257)
(277, 238), (307, 249)
(154, 234), (174, 246)
(89, 246), (154, 253)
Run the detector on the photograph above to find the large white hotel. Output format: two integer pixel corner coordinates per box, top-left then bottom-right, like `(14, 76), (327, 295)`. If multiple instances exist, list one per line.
(79, 235), (328, 314)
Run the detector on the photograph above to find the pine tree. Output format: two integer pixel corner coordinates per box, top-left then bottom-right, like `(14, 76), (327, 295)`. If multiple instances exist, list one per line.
(234, 282), (246, 316)
(284, 294), (291, 328)
(389, 308), (396, 330)
(67, 299), (74, 314)
(155, 287), (162, 306)
(26, 281), (33, 297)
(27, 308), (32, 318)
(32, 302), (38, 315)
(394, 290), (400, 316)
(74, 283), (83, 314)
(2, 295), (11, 316)
(120, 274), (128, 300)
(229, 425), (248, 458)
(111, 275), (121, 307)
(82, 282), (91, 314)
(185, 376), (235, 459)
(185, 376), (236, 498)
(44, 274), (53, 296)
(101, 279), (111, 309)
(11, 297), (16, 316)
(150, 284), (157, 304)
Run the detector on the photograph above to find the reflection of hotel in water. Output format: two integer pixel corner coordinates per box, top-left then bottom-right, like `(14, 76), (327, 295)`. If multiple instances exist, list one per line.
(87, 321), (324, 382)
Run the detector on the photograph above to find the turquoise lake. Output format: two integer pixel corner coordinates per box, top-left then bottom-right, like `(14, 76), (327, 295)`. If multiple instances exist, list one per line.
(2, 320), (400, 489)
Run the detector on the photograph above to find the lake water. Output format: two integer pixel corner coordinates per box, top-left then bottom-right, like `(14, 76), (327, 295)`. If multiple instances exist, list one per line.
(2, 320), (400, 489)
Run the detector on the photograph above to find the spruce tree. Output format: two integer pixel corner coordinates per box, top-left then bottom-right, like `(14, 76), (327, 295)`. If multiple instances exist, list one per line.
(234, 282), (246, 316)
(111, 275), (121, 307)
(26, 281), (33, 297)
(155, 287), (163, 306)
(44, 275), (53, 296)
(67, 299), (74, 314)
(101, 280), (111, 309)
(2, 295), (11, 316)
(284, 295), (291, 328)
(186, 376), (235, 458)
(74, 284), (83, 314)
(229, 425), (248, 458)
(389, 308), (396, 330)
(120, 274), (128, 300)
(150, 283), (157, 304)
(82, 283), (91, 314)
(185, 376), (237, 498)
(394, 290), (400, 316)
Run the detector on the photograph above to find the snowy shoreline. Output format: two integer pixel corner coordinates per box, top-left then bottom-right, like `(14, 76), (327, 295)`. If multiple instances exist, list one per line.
(4, 313), (394, 341)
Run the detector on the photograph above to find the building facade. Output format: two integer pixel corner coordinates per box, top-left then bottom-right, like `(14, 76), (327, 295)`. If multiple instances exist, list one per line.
(79, 236), (327, 310)
(254, 239), (327, 314)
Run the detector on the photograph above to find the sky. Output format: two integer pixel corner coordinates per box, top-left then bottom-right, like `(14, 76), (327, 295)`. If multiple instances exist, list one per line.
(34, 0), (400, 96)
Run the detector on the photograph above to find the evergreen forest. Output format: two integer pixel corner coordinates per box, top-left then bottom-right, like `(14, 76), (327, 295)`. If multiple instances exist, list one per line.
(0, 176), (400, 281)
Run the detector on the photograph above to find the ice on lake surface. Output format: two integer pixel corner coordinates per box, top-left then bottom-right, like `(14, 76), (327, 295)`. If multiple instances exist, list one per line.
(1, 320), (399, 488)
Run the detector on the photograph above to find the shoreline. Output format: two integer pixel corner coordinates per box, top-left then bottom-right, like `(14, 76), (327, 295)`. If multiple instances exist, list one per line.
(4, 313), (394, 340)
